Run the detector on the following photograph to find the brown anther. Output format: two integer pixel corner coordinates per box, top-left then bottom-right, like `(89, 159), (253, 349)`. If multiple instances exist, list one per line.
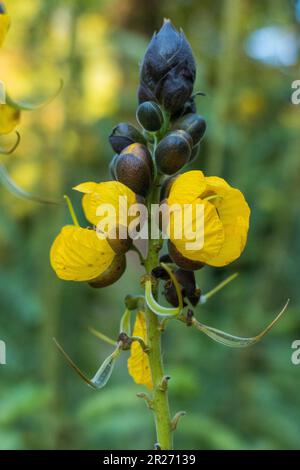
(118, 332), (133, 350)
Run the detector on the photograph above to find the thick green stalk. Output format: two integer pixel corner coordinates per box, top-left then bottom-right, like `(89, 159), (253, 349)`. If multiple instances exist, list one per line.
(144, 176), (173, 450)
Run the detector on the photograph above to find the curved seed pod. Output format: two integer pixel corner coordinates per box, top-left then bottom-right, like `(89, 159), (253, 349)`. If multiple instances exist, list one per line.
(173, 113), (206, 146)
(109, 123), (146, 153)
(89, 255), (126, 288)
(136, 101), (163, 132)
(155, 130), (192, 175)
(189, 143), (200, 162)
(121, 143), (154, 178)
(168, 240), (205, 271)
(114, 152), (152, 196)
(107, 224), (133, 255)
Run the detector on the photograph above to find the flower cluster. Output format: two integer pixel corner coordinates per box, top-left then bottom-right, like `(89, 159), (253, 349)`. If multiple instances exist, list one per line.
(51, 20), (250, 290)
(0, 10), (289, 451)
(50, 19), (252, 392)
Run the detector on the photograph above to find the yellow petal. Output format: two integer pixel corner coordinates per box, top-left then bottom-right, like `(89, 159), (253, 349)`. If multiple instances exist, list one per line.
(168, 170), (207, 205)
(204, 177), (250, 266)
(74, 180), (136, 227)
(204, 176), (231, 192)
(0, 12), (10, 47)
(0, 104), (21, 135)
(50, 225), (115, 281)
(128, 311), (153, 390)
(169, 198), (225, 264)
(73, 182), (100, 194)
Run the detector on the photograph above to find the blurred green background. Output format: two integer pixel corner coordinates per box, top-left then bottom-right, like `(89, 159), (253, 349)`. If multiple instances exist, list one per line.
(0, 0), (300, 450)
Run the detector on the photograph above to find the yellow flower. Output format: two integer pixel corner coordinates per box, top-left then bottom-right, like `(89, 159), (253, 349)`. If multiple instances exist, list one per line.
(167, 171), (250, 267)
(128, 311), (153, 390)
(50, 180), (137, 284)
(50, 225), (126, 286)
(74, 180), (137, 229)
(0, 104), (21, 135)
(0, 7), (10, 47)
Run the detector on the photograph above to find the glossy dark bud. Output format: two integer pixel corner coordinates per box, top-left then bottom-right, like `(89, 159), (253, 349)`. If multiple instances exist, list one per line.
(164, 280), (187, 308)
(173, 113), (206, 147)
(109, 123), (146, 154)
(0, 3), (7, 13)
(114, 150), (152, 197)
(168, 240), (205, 271)
(151, 266), (170, 280)
(164, 269), (201, 307)
(172, 96), (197, 121)
(121, 143), (154, 178)
(155, 130), (192, 175)
(138, 19), (196, 114)
(89, 255), (126, 288)
(136, 101), (163, 132)
(107, 224), (133, 255)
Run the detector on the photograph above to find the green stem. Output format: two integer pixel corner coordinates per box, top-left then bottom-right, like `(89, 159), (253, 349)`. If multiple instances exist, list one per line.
(144, 175), (173, 450)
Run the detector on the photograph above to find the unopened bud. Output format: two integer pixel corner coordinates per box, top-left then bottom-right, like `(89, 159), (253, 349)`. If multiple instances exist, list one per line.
(173, 113), (206, 147)
(109, 123), (146, 153)
(89, 255), (126, 288)
(136, 101), (163, 132)
(155, 130), (192, 175)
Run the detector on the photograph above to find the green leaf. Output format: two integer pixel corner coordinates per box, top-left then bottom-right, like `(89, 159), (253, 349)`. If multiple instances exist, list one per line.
(193, 300), (290, 348)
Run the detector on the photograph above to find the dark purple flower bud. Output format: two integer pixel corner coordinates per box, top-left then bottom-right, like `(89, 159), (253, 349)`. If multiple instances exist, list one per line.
(163, 268), (201, 307)
(0, 3), (7, 14)
(121, 143), (154, 178)
(138, 19), (196, 115)
(171, 96), (197, 121)
(109, 123), (146, 154)
(173, 113), (207, 146)
(136, 101), (163, 132)
(89, 255), (126, 288)
(155, 130), (192, 175)
(113, 144), (153, 196)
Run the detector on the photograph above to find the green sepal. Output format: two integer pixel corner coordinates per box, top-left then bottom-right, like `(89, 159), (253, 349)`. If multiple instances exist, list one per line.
(5, 79), (63, 111)
(193, 300), (290, 348)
